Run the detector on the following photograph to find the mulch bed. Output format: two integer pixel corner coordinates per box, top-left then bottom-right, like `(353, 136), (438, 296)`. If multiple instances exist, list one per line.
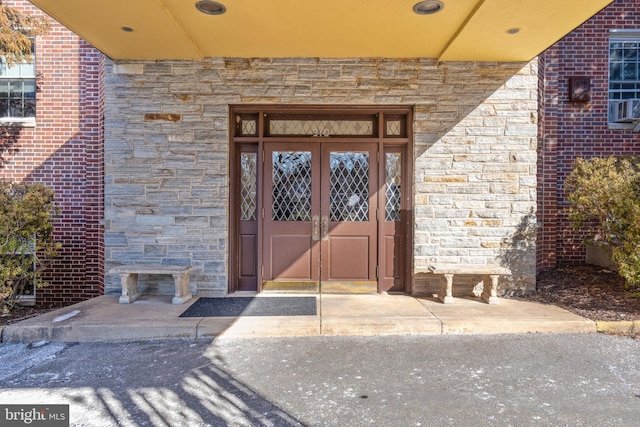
(1, 305), (61, 327)
(526, 264), (640, 321)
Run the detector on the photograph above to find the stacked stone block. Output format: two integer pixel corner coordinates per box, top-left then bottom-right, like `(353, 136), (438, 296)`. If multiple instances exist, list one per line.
(105, 58), (538, 296)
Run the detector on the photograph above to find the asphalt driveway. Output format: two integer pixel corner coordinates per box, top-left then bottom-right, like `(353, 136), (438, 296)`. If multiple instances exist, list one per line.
(1, 334), (639, 426)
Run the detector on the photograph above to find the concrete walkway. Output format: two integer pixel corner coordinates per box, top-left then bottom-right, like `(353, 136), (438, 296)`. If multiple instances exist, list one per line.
(0, 294), (596, 343)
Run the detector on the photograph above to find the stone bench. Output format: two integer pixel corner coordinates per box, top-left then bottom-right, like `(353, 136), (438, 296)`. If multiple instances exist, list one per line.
(419, 264), (511, 304)
(109, 265), (193, 304)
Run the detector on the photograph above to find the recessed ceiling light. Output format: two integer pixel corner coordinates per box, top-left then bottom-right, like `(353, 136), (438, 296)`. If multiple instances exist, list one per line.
(121, 26), (134, 32)
(413, 0), (444, 15)
(506, 28), (521, 35)
(196, 0), (226, 15)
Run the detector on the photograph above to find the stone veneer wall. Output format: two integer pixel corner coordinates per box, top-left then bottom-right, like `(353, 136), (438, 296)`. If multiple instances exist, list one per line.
(105, 58), (538, 297)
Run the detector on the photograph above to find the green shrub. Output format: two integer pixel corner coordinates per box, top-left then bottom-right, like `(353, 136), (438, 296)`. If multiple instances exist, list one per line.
(0, 180), (60, 313)
(565, 156), (640, 287)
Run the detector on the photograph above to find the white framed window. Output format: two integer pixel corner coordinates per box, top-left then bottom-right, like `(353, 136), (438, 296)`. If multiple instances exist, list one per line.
(0, 40), (36, 124)
(609, 30), (640, 124)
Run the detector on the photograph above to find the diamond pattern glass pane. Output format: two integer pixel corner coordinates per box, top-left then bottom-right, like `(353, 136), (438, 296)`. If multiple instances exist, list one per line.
(242, 119), (257, 136)
(240, 152), (257, 221)
(272, 151), (312, 221)
(270, 120), (373, 136)
(330, 152), (369, 222)
(385, 153), (402, 221)
(386, 120), (402, 136)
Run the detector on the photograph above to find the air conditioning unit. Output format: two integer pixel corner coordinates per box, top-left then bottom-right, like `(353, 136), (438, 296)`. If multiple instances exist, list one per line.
(612, 99), (640, 123)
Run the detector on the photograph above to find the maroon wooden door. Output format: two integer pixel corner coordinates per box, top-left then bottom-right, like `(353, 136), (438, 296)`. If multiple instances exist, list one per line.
(262, 142), (378, 292)
(262, 143), (321, 291)
(319, 143), (378, 292)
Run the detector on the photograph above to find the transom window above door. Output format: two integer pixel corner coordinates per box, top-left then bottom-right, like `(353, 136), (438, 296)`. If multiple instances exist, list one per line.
(234, 111), (407, 138)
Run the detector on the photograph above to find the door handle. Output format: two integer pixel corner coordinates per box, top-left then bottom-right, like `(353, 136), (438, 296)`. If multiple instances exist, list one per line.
(321, 215), (329, 241)
(312, 215), (320, 241)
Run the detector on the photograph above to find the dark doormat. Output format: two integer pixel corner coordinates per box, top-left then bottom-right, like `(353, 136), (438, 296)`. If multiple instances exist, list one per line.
(179, 297), (317, 317)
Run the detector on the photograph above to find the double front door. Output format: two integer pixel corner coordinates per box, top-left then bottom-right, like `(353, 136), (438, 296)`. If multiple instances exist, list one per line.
(263, 142), (378, 292)
(232, 107), (410, 294)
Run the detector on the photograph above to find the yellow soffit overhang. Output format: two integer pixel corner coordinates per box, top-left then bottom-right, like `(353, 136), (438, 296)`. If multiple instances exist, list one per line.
(29, 0), (613, 62)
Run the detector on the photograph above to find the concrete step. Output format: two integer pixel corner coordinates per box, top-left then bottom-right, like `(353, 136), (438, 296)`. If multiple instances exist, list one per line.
(1, 294), (597, 343)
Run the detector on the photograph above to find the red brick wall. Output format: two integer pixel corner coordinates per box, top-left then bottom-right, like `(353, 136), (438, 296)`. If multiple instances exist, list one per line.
(538, 0), (640, 269)
(0, 1), (104, 305)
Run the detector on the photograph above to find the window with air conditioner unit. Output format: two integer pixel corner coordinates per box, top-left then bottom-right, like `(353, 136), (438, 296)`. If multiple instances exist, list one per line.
(612, 99), (640, 123)
(609, 31), (640, 125)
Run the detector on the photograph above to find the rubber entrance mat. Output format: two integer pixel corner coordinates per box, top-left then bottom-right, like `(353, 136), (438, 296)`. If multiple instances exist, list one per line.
(179, 297), (317, 317)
